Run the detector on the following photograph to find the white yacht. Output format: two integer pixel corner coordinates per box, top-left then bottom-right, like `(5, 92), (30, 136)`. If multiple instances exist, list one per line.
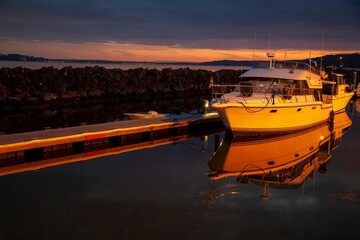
(211, 53), (352, 135)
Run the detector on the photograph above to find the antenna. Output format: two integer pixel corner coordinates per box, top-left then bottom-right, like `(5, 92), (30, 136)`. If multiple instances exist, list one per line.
(309, 51), (312, 74)
(252, 30), (257, 65)
(267, 33), (272, 50)
(320, 32), (324, 73)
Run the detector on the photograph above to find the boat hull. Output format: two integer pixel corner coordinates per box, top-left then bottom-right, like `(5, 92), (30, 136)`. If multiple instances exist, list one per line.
(328, 92), (354, 113)
(213, 102), (333, 134)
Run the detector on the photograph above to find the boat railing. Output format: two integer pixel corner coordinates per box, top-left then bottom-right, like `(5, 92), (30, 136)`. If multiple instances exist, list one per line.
(253, 61), (320, 75)
(212, 84), (240, 98)
(211, 83), (319, 103)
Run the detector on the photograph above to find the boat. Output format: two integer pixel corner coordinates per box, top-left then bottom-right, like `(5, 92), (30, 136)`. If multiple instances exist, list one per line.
(208, 111), (352, 181)
(356, 82), (360, 98)
(210, 53), (352, 135)
(123, 110), (168, 120)
(321, 66), (354, 112)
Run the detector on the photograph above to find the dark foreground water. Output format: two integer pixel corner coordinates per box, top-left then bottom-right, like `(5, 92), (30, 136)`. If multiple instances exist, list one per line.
(0, 103), (360, 240)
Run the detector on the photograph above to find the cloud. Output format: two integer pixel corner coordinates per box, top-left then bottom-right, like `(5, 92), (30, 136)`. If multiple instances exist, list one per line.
(0, 0), (359, 59)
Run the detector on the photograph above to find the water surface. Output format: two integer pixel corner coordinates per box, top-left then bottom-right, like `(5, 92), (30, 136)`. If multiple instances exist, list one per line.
(0, 105), (359, 239)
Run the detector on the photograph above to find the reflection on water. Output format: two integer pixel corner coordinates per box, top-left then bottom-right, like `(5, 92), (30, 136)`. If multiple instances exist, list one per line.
(0, 107), (359, 239)
(0, 97), (202, 134)
(207, 110), (352, 204)
(354, 99), (360, 116)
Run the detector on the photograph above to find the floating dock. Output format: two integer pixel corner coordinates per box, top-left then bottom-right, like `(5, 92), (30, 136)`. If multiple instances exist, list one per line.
(0, 112), (223, 175)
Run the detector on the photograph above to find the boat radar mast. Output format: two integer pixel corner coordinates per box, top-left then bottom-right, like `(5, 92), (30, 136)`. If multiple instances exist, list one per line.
(267, 52), (276, 69)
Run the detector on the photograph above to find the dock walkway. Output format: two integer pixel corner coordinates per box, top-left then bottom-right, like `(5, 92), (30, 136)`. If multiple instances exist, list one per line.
(0, 113), (218, 152)
(0, 112), (223, 173)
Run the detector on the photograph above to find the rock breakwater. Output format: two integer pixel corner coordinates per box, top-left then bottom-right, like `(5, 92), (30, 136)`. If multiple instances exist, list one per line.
(0, 66), (244, 109)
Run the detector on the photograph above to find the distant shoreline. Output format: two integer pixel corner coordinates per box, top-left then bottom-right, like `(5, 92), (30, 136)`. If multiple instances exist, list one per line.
(1, 52), (360, 68)
(0, 53), (254, 69)
(0, 60), (251, 71)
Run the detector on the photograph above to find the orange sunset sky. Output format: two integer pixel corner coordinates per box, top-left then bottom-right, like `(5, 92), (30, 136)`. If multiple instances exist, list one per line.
(1, 0), (359, 62)
(1, 40), (358, 62)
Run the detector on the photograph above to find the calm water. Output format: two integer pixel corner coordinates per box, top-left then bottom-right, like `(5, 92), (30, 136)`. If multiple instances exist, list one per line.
(0, 104), (359, 240)
(0, 60), (250, 71)
(0, 98), (204, 134)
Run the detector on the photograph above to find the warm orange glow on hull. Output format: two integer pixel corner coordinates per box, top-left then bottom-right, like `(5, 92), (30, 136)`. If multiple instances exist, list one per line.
(214, 103), (333, 133)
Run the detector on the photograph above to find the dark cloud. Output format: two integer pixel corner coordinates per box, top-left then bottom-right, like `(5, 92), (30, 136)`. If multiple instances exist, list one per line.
(0, 0), (359, 50)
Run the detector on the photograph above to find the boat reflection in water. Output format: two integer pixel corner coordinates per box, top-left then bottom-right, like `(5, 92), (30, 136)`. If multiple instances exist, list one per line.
(207, 110), (352, 202)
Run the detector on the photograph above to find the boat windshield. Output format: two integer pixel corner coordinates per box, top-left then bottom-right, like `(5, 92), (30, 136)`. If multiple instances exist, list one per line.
(211, 77), (317, 101)
(239, 77), (310, 96)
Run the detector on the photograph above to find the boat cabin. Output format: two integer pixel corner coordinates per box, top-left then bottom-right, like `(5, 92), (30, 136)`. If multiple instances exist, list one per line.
(211, 60), (324, 103)
(234, 61), (322, 100)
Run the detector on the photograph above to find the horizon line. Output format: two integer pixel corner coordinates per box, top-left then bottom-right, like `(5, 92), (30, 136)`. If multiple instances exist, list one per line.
(1, 52), (359, 64)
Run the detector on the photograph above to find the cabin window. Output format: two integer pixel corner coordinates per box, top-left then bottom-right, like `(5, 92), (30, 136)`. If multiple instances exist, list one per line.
(239, 78), (311, 97)
(240, 78), (293, 95)
(290, 80), (309, 95)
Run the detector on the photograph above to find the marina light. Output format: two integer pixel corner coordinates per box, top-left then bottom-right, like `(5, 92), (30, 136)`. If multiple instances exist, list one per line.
(201, 100), (209, 114)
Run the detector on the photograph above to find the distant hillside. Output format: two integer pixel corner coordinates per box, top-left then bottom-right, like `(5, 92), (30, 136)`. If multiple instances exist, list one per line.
(1, 53), (359, 68)
(299, 53), (360, 68)
(203, 53), (360, 68)
(0, 54), (136, 65)
(199, 60), (253, 66)
(0, 53), (48, 62)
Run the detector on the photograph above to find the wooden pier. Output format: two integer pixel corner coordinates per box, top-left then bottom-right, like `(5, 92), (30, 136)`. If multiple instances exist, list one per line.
(0, 112), (223, 175)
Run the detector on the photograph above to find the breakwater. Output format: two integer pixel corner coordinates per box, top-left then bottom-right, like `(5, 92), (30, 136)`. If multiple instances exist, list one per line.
(0, 66), (245, 108)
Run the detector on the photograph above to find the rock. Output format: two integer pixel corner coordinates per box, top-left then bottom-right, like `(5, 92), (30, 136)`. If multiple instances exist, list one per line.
(0, 65), (253, 108)
(43, 93), (58, 102)
(61, 91), (77, 100)
(7, 96), (22, 104)
(88, 90), (104, 98)
(25, 97), (41, 104)
(76, 90), (88, 98)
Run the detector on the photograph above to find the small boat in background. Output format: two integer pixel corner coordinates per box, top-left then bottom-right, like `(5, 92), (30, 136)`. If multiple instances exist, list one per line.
(322, 66), (354, 112)
(123, 110), (168, 120)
